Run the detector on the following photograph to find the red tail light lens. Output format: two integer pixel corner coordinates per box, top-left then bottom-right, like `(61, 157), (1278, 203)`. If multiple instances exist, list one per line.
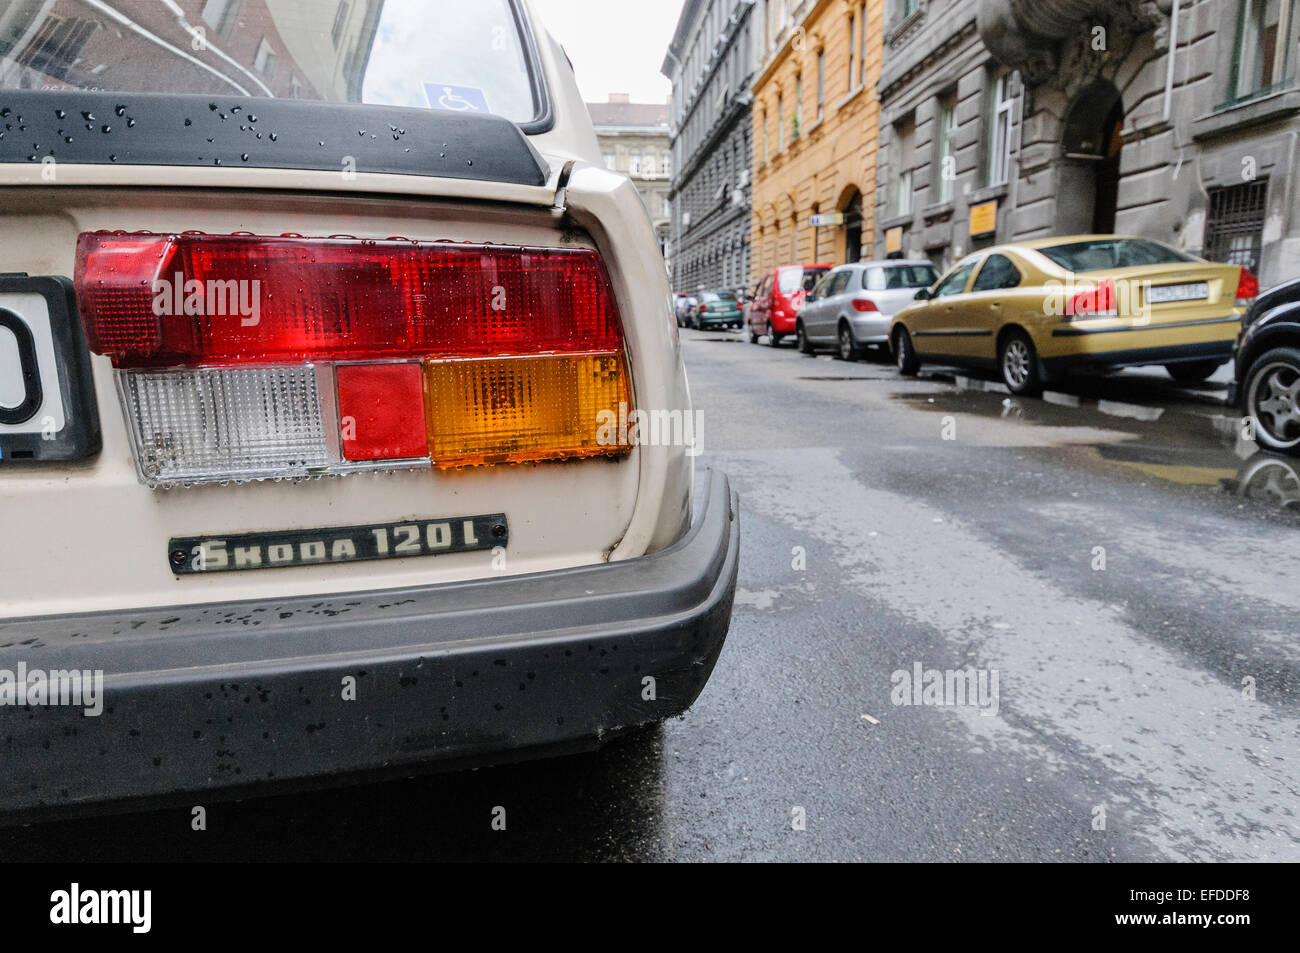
(1067, 278), (1117, 318)
(336, 362), (428, 462)
(73, 232), (635, 486)
(75, 232), (624, 367)
(851, 299), (879, 312)
(1236, 269), (1259, 304)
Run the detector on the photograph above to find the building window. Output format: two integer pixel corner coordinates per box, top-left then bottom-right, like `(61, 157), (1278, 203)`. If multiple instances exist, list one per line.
(762, 108), (769, 162)
(644, 155), (657, 176)
(794, 73), (803, 138)
(253, 38), (276, 78)
(987, 71), (1014, 187)
(603, 154), (616, 171)
(630, 156), (641, 175)
(816, 51), (825, 120)
(778, 92), (784, 150)
(1204, 179), (1268, 276)
(935, 92), (957, 203)
(1232, 0), (1295, 102)
(859, 2), (868, 86)
(201, 0), (240, 36)
(895, 115), (915, 216)
(14, 16), (97, 81)
(848, 13), (856, 88)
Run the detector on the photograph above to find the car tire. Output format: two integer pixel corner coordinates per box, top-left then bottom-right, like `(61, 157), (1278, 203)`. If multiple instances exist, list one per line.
(797, 322), (814, 355)
(1243, 347), (1300, 456)
(748, 325), (760, 344)
(767, 326), (783, 347)
(1166, 360), (1223, 384)
(838, 322), (864, 362)
(893, 327), (919, 376)
(999, 329), (1042, 396)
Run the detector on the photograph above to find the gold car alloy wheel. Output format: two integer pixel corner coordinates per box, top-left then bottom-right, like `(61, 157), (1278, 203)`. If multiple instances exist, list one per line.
(1003, 338), (1032, 388)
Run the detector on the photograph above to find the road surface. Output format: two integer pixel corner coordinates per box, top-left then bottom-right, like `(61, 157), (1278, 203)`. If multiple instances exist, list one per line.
(3, 329), (1296, 861)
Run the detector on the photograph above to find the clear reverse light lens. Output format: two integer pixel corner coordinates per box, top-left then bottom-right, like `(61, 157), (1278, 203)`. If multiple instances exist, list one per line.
(119, 366), (328, 486)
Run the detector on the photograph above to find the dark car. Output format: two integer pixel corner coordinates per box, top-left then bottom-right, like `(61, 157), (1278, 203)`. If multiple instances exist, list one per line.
(1234, 275), (1300, 457)
(690, 290), (743, 330)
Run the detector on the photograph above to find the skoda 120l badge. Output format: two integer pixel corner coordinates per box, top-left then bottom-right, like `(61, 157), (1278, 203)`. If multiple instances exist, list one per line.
(169, 515), (508, 575)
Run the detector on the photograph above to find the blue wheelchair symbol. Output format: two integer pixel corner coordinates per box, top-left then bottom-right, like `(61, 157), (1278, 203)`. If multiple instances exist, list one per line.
(424, 83), (490, 114)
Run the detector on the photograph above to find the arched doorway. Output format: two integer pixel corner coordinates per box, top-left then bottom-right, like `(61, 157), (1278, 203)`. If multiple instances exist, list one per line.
(843, 190), (863, 263)
(1059, 81), (1124, 235)
(1092, 99), (1124, 234)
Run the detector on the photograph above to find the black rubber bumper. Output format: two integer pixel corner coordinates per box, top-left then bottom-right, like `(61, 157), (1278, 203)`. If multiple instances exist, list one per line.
(0, 470), (739, 821)
(1041, 339), (1235, 374)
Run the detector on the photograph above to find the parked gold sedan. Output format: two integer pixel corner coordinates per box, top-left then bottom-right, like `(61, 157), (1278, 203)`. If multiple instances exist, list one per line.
(890, 236), (1257, 395)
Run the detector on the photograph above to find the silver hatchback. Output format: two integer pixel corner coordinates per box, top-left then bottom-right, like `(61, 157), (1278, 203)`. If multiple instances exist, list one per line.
(797, 260), (939, 359)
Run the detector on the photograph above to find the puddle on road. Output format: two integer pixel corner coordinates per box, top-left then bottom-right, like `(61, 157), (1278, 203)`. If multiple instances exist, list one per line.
(894, 377), (1300, 523)
(1233, 454), (1300, 511)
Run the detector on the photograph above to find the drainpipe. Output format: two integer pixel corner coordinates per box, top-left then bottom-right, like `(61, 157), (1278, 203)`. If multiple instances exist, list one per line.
(1009, 71), (1025, 240)
(1163, 0), (1182, 122)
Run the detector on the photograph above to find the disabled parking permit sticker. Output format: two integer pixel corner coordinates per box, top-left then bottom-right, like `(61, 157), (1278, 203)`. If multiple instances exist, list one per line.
(424, 83), (490, 114)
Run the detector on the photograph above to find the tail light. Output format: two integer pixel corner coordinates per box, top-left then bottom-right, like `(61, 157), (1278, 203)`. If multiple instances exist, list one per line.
(75, 232), (634, 487)
(1236, 269), (1259, 307)
(1067, 278), (1117, 318)
(851, 299), (879, 312)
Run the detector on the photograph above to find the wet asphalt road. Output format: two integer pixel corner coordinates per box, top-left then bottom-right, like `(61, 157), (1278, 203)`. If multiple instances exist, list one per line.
(3, 328), (1298, 861)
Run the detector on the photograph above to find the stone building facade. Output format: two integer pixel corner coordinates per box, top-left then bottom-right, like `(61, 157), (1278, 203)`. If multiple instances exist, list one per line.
(588, 96), (672, 262)
(875, 0), (1300, 288)
(750, 0), (885, 285)
(662, 0), (759, 294)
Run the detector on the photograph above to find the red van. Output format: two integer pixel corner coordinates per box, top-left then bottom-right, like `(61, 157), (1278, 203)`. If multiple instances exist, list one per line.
(747, 264), (832, 346)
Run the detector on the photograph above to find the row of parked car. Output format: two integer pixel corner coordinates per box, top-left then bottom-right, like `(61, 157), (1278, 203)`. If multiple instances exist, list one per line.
(678, 233), (1300, 458)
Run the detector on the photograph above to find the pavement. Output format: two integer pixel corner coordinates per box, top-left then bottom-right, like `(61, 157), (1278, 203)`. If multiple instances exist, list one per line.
(2, 327), (1296, 861)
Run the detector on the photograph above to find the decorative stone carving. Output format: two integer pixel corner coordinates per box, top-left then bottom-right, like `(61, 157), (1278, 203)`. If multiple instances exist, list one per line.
(977, 0), (1167, 80)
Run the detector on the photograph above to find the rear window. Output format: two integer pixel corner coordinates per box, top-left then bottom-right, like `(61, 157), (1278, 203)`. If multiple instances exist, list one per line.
(779, 267), (829, 293)
(0, 0), (543, 125)
(864, 264), (940, 291)
(701, 291), (737, 302)
(1036, 239), (1199, 273)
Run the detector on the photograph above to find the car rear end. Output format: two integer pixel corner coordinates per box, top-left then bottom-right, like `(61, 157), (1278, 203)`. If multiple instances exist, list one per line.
(773, 265), (829, 334)
(0, 0), (737, 820)
(1030, 237), (1253, 373)
(695, 291), (741, 328)
(850, 261), (939, 344)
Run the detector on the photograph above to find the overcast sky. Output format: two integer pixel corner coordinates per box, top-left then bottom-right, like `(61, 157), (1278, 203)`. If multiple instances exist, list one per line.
(531, 0), (684, 105)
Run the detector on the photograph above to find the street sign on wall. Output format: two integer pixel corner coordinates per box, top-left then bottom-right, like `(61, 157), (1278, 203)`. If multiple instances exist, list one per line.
(885, 227), (903, 253)
(810, 212), (844, 227)
(970, 201), (998, 236)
